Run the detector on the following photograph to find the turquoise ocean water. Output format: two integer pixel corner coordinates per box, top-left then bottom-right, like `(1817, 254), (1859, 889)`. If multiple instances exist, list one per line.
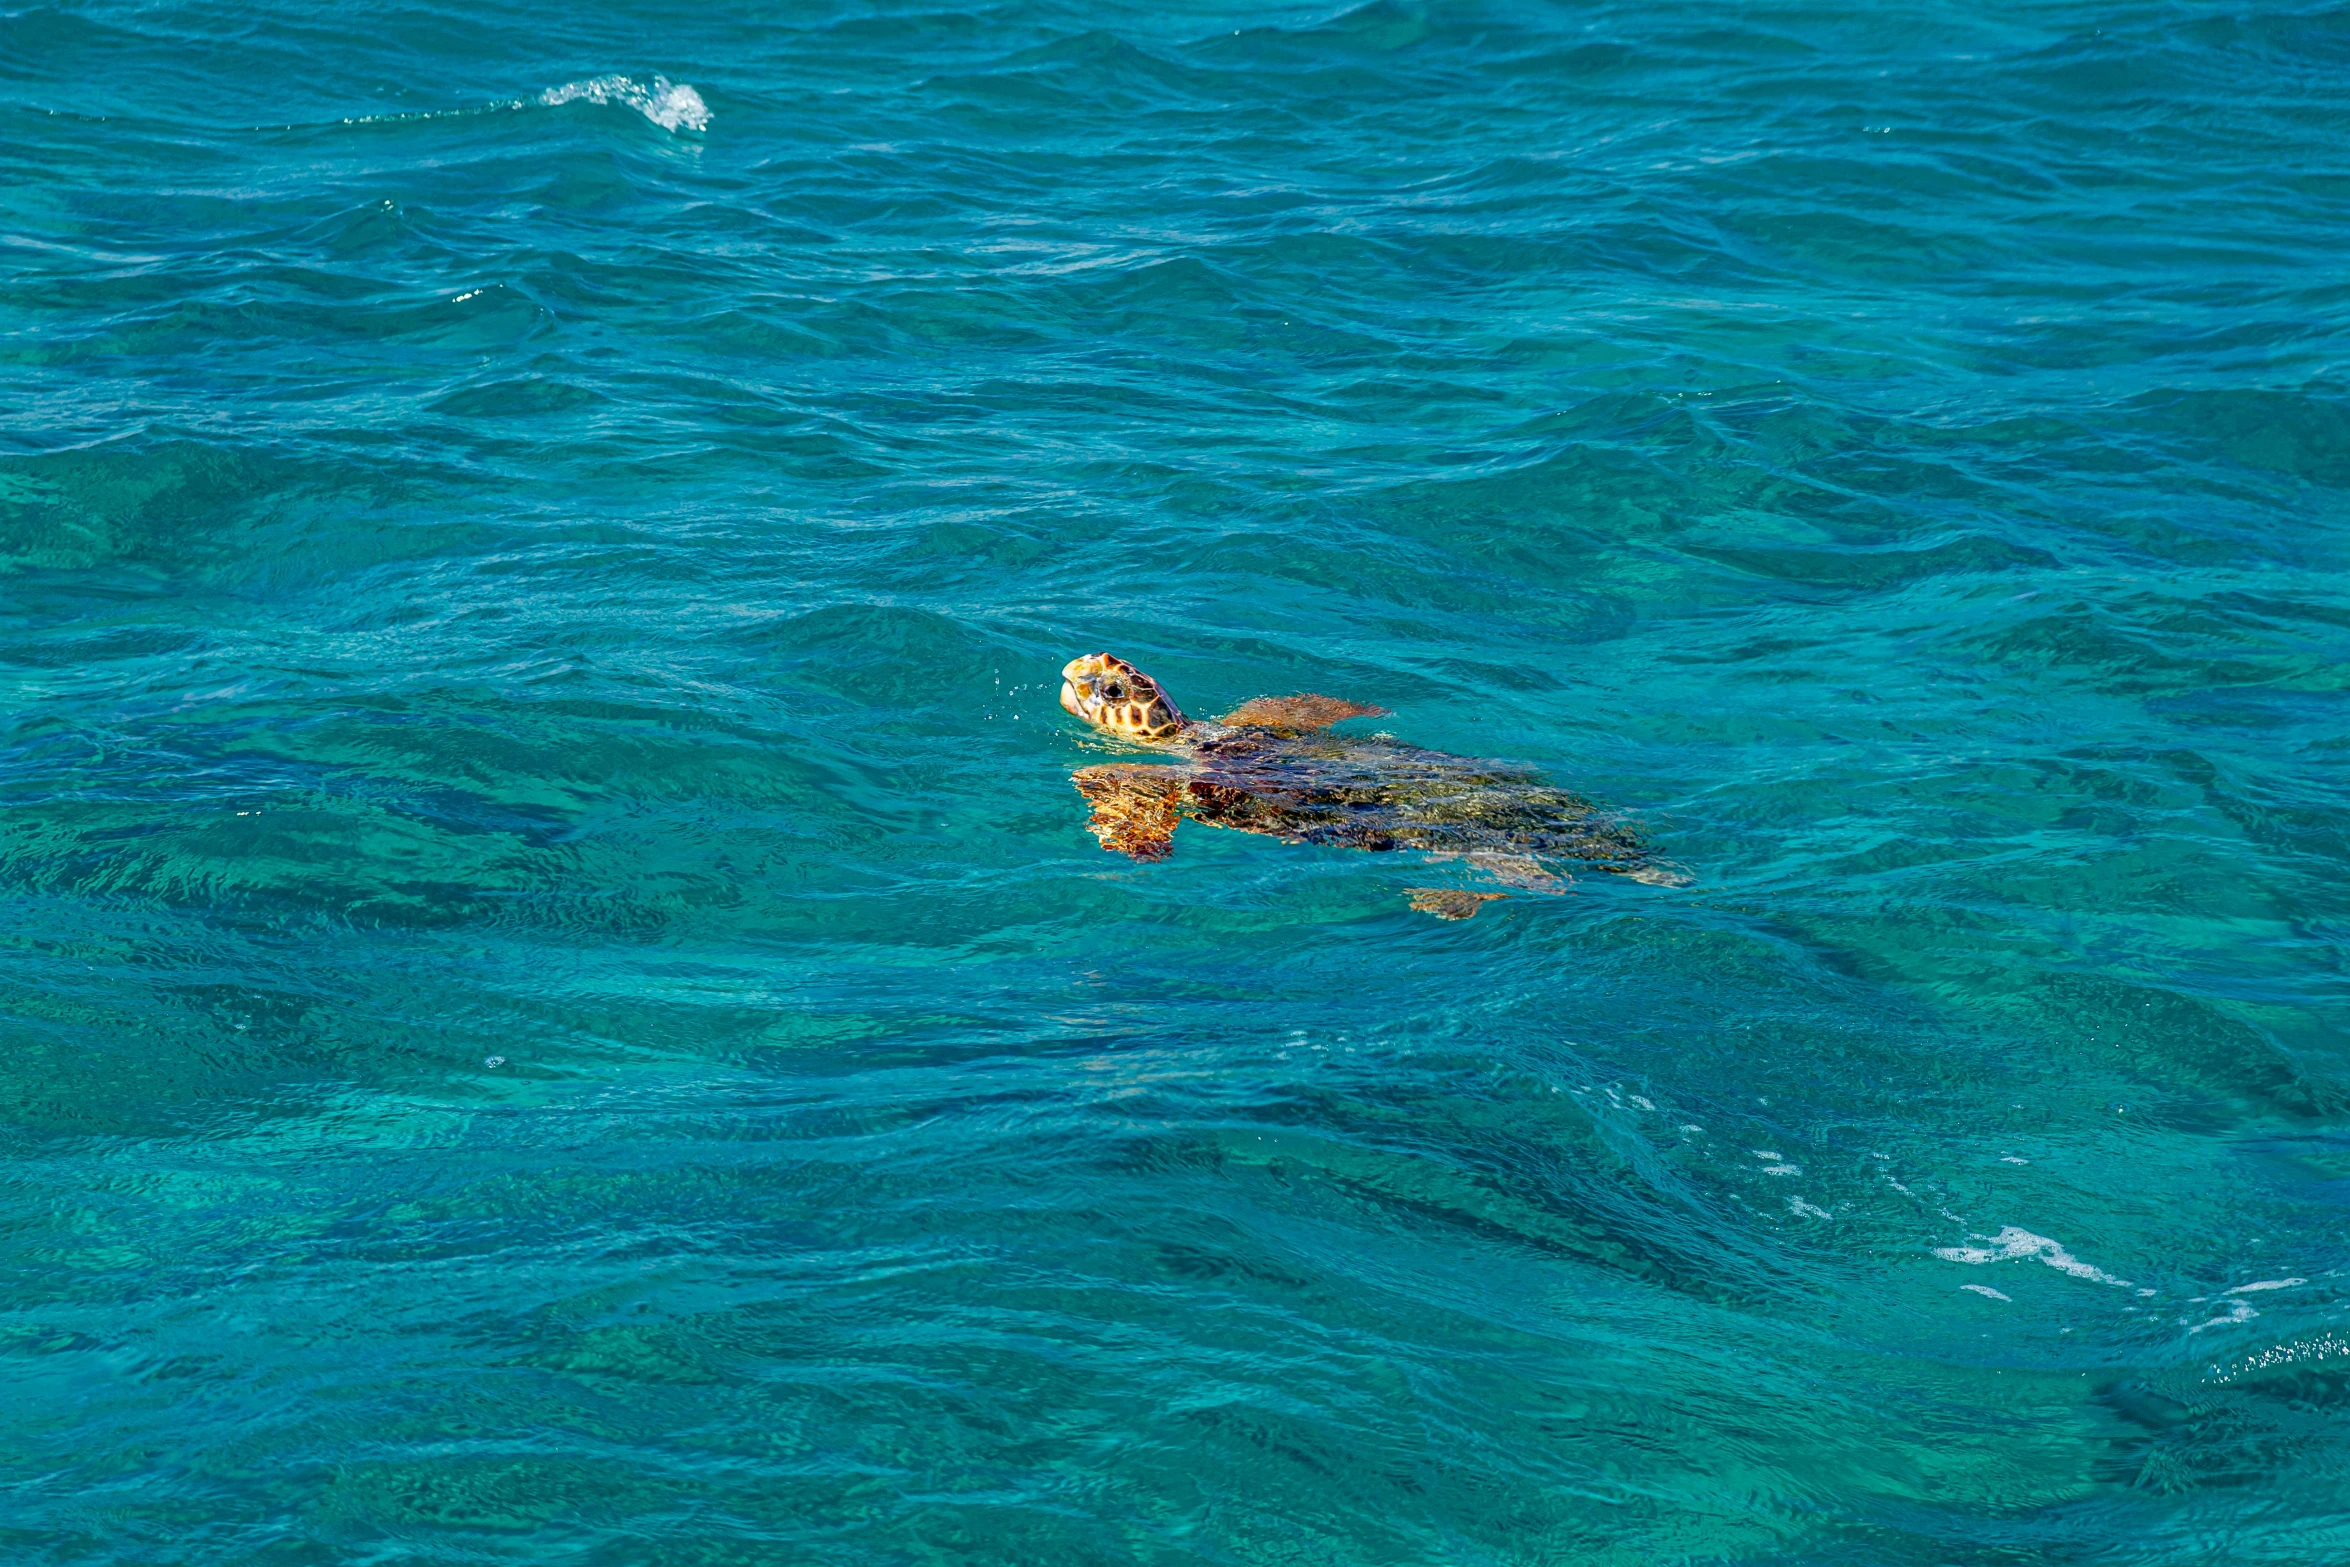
(6, 1), (2350, 1560)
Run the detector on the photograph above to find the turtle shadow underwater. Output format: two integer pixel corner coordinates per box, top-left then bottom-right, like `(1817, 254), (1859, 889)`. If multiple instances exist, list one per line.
(1054, 652), (1688, 919)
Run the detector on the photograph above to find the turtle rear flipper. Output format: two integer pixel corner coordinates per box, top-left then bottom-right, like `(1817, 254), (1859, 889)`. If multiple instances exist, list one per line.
(1072, 764), (1187, 861)
(1218, 693), (1388, 730)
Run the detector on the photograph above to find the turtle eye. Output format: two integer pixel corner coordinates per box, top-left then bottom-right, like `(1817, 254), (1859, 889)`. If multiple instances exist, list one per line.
(1102, 682), (1125, 700)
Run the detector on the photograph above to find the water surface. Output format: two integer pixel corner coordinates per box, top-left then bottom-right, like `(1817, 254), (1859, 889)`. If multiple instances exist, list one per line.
(5, 1), (2350, 1560)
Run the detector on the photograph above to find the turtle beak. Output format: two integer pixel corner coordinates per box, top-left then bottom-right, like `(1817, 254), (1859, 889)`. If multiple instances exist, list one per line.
(1059, 656), (1097, 721)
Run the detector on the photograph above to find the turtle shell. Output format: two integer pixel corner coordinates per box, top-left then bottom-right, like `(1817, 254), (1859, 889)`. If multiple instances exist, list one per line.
(1177, 727), (1655, 874)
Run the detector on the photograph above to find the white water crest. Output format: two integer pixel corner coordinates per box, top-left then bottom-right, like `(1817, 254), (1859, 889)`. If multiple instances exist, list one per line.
(539, 74), (710, 133)
(1933, 1226), (2133, 1288)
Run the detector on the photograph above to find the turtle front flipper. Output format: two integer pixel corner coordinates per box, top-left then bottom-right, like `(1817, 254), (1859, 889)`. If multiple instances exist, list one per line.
(1072, 764), (1188, 861)
(1418, 849), (1567, 893)
(1467, 850), (1566, 892)
(1405, 888), (1506, 920)
(1218, 693), (1388, 731)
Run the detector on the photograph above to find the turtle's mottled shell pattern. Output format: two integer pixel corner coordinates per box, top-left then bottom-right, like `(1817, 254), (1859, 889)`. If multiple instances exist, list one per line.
(1173, 728), (1650, 870)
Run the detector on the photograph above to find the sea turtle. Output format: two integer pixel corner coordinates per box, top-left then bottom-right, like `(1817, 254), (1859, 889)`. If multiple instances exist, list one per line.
(1057, 652), (1683, 917)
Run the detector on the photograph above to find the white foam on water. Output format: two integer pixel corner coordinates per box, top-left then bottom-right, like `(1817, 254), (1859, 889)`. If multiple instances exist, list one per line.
(2211, 1332), (2350, 1382)
(1788, 1197), (1831, 1219)
(1962, 1284), (2012, 1302)
(2188, 1300), (2259, 1333)
(539, 74), (711, 133)
(1932, 1226), (2132, 1288)
(330, 77), (712, 135)
(2223, 1277), (2306, 1295)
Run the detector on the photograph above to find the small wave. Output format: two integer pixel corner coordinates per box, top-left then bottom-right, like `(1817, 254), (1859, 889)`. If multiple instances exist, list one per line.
(1934, 1226), (2133, 1288)
(539, 74), (710, 133)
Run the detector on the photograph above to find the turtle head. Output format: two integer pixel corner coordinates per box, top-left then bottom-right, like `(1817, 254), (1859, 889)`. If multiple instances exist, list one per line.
(1060, 653), (1186, 743)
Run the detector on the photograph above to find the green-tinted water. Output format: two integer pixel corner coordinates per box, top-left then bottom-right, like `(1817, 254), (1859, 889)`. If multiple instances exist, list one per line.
(5, 1), (2349, 1560)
